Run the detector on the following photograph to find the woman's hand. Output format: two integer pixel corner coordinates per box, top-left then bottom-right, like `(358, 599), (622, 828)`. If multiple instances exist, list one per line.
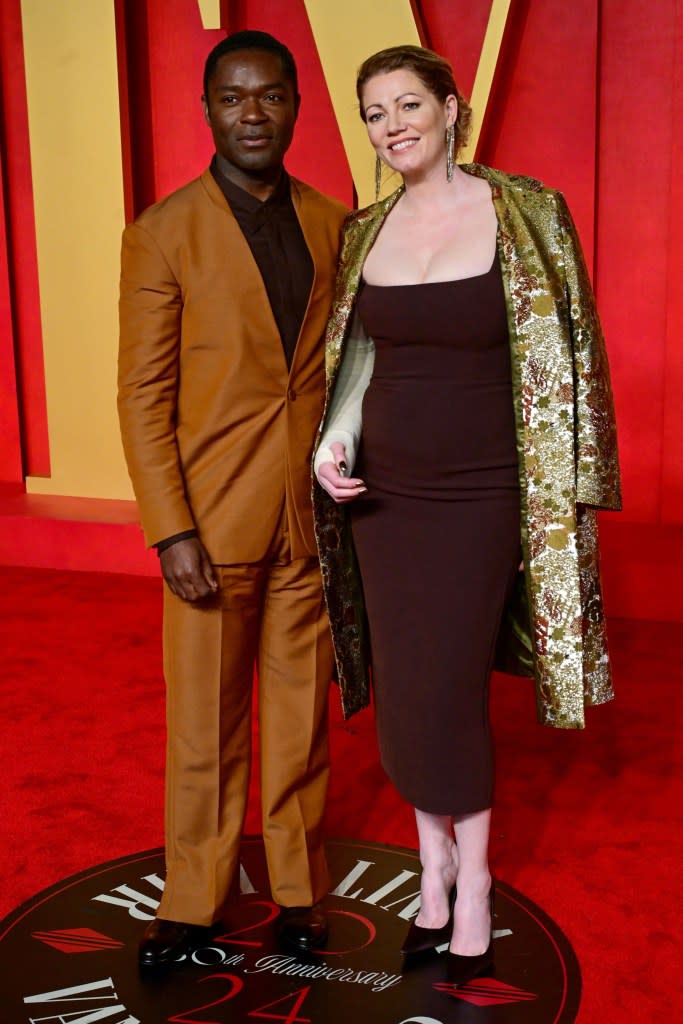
(317, 441), (367, 504)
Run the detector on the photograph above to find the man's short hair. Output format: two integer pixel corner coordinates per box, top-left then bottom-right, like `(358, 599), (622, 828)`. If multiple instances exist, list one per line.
(203, 30), (299, 101)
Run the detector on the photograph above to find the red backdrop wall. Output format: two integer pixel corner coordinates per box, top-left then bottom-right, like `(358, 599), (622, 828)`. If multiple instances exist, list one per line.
(0, 0), (681, 620)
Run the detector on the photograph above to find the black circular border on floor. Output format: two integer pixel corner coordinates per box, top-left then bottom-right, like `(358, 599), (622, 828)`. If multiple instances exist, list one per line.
(0, 838), (580, 1022)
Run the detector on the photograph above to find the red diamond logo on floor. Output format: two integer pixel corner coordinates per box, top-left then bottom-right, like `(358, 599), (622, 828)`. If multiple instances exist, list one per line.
(433, 977), (538, 1006)
(32, 928), (124, 954)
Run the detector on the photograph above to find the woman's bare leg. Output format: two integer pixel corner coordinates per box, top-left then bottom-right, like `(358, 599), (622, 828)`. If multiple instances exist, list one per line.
(450, 807), (492, 955)
(413, 808), (458, 928)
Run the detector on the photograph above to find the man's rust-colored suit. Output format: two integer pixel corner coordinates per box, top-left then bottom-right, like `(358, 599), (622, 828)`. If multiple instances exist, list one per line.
(118, 168), (347, 925)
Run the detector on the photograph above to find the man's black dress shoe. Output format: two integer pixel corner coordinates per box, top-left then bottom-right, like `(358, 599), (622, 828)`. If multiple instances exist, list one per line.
(445, 883), (495, 987)
(276, 902), (328, 952)
(401, 884), (457, 956)
(138, 918), (213, 970)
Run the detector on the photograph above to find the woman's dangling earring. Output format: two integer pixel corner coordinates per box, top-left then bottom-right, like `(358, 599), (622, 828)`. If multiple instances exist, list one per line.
(446, 123), (455, 183)
(375, 154), (383, 202)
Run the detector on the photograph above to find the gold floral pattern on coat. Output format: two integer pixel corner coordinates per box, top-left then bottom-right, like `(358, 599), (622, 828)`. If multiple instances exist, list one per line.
(312, 165), (621, 729)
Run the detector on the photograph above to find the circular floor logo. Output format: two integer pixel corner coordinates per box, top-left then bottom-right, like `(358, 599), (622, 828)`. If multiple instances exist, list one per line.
(0, 839), (580, 1022)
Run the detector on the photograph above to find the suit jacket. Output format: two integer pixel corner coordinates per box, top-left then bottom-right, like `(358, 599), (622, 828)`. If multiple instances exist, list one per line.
(118, 169), (347, 563)
(313, 165), (621, 729)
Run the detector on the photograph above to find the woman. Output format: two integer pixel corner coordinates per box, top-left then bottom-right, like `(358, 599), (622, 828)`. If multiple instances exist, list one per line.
(313, 45), (620, 985)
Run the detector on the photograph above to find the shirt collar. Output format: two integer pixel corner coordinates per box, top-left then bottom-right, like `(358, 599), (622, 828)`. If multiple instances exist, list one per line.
(211, 154), (291, 216)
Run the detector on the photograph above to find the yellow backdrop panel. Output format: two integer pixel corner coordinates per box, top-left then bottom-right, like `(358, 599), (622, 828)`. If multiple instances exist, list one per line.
(22, 0), (133, 499)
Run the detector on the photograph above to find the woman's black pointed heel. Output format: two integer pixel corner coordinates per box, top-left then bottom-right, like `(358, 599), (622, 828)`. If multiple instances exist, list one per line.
(445, 881), (495, 987)
(400, 883), (457, 956)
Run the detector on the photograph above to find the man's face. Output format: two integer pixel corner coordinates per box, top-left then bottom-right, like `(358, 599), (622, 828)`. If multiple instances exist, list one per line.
(202, 49), (298, 181)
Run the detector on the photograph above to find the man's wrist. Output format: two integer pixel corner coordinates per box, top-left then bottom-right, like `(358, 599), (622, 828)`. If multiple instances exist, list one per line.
(155, 530), (198, 556)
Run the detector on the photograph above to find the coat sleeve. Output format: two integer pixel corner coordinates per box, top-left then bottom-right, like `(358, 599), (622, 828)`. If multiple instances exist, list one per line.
(313, 307), (375, 477)
(117, 222), (196, 547)
(556, 193), (622, 510)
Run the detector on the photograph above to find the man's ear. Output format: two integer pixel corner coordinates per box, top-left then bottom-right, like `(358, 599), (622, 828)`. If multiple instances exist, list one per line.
(201, 94), (211, 126)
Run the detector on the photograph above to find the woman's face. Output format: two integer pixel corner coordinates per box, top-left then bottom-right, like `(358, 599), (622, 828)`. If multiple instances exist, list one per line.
(361, 68), (456, 182)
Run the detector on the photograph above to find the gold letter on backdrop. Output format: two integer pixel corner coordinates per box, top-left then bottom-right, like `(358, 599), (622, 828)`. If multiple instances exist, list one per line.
(197, 0), (221, 29)
(460, 0), (513, 163)
(21, 0), (131, 499)
(304, 0), (512, 204)
(303, 0), (421, 206)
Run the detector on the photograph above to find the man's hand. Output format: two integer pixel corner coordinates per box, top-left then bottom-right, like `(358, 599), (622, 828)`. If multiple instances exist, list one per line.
(316, 441), (367, 504)
(159, 537), (218, 602)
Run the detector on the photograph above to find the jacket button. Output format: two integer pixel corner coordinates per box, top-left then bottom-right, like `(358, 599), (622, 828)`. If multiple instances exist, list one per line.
(287, 388), (297, 401)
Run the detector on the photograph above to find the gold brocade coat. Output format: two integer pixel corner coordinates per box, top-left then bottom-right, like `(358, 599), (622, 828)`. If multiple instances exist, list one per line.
(312, 164), (621, 729)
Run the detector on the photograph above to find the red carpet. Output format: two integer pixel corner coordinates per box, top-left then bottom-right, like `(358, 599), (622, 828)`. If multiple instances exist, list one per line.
(0, 565), (680, 1021)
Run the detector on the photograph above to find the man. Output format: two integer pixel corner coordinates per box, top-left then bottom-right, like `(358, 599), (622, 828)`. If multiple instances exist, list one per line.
(117, 30), (347, 970)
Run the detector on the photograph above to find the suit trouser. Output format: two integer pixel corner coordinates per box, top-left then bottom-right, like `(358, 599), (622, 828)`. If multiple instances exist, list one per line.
(157, 524), (333, 926)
